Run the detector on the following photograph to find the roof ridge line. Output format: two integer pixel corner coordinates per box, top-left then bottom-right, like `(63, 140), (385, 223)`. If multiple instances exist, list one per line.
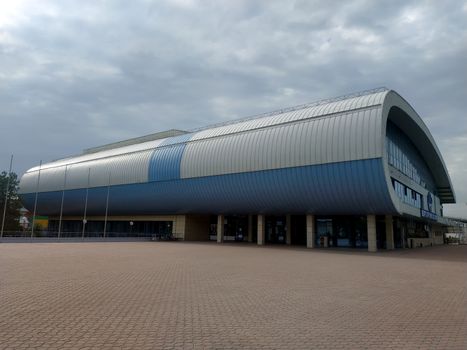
(190, 87), (388, 132)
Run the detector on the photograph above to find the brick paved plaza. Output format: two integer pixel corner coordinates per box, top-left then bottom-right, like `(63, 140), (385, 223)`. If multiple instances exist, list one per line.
(0, 242), (466, 349)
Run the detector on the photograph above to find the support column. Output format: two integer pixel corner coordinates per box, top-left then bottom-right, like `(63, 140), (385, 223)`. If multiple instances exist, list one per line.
(306, 214), (315, 248)
(217, 214), (224, 243)
(367, 214), (377, 252)
(286, 214), (291, 245)
(173, 215), (186, 240)
(247, 215), (253, 243)
(257, 214), (265, 246)
(385, 215), (394, 250)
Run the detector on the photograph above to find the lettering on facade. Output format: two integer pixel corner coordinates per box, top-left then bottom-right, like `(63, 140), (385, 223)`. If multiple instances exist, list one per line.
(420, 209), (437, 221)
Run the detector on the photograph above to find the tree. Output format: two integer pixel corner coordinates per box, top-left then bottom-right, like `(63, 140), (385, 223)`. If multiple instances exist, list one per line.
(0, 171), (22, 232)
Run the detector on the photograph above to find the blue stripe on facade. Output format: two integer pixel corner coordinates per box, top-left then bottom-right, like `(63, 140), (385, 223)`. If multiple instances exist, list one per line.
(148, 133), (193, 182)
(20, 158), (397, 216)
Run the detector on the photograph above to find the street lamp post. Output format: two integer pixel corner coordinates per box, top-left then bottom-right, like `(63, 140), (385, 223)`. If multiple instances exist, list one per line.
(31, 160), (42, 238)
(103, 172), (111, 239)
(82, 219), (87, 239)
(81, 168), (90, 239)
(1, 155), (13, 238)
(58, 165), (68, 239)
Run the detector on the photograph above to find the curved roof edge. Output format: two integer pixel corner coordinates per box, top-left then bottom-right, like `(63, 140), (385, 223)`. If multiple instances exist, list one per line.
(381, 90), (455, 204)
(24, 87), (389, 174)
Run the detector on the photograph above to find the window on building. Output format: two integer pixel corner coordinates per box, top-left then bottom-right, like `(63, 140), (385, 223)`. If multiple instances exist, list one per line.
(391, 178), (422, 209)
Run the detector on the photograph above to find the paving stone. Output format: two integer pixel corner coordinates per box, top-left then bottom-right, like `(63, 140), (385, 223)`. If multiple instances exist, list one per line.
(0, 242), (466, 349)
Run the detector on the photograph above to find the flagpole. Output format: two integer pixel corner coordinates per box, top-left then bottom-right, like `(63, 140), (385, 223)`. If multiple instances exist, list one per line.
(57, 165), (68, 239)
(1, 155), (14, 238)
(31, 160), (42, 238)
(82, 168), (90, 239)
(103, 172), (111, 239)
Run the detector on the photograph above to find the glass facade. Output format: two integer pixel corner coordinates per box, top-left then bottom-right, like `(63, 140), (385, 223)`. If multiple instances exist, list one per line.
(209, 215), (250, 241)
(386, 121), (435, 192)
(315, 216), (368, 248)
(48, 220), (173, 238)
(266, 216), (287, 244)
(392, 179), (422, 209)
(225, 215), (248, 241)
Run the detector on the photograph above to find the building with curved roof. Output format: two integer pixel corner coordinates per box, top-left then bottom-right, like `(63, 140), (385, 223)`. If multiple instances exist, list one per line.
(19, 88), (455, 251)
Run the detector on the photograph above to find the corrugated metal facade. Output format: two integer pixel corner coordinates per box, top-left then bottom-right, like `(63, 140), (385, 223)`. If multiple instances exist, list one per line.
(20, 139), (166, 193)
(181, 107), (382, 178)
(18, 88), (454, 216)
(20, 149), (155, 193)
(20, 158), (395, 216)
(148, 133), (193, 181)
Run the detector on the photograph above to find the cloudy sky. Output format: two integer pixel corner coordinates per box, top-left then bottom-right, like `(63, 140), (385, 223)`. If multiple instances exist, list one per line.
(1, 0), (466, 217)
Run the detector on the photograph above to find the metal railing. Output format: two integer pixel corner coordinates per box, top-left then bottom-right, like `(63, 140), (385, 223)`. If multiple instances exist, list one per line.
(0, 231), (165, 240)
(190, 87), (389, 132)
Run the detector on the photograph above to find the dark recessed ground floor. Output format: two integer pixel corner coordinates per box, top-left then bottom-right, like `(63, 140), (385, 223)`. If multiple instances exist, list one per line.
(43, 213), (447, 252)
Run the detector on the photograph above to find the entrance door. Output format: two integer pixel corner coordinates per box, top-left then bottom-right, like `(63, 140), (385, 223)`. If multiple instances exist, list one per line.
(265, 216), (286, 244)
(291, 215), (306, 245)
(224, 215), (248, 242)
